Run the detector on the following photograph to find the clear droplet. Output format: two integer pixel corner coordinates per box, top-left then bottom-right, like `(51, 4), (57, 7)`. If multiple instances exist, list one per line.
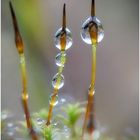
(1, 110), (11, 120)
(20, 55), (25, 64)
(36, 118), (45, 125)
(55, 52), (66, 67)
(49, 94), (59, 106)
(7, 123), (14, 128)
(81, 16), (104, 44)
(63, 126), (70, 138)
(54, 28), (73, 50)
(92, 130), (100, 140)
(52, 120), (58, 127)
(60, 98), (66, 104)
(52, 73), (64, 89)
(6, 123), (16, 137)
(88, 86), (95, 95)
(22, 93), (29, 100)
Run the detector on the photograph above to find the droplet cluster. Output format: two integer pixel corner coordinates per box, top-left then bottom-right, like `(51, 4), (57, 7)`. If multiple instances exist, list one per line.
(49, 27), (73, 107)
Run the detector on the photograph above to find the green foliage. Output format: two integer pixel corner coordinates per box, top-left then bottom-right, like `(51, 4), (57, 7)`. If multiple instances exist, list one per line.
(42, 125), (53, 140)
(59, 103), (85, 127)
(32, 108), (48, 119)
(1, 105), (138, 140)
(57, 103), (85, 138)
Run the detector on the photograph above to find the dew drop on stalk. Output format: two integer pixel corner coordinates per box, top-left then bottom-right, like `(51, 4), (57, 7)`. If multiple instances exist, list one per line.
(55, 52), (66, 67)
(54, 28), (73, 50)
(52, 73), (64, 89)
(49, 94), (59, 106)
(81, 16), (104, 44)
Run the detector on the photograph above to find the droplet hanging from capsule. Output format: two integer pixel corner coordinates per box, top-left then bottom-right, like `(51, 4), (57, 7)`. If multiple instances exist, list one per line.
(80, 0), (104, 45)
(54, 4), (73, 51)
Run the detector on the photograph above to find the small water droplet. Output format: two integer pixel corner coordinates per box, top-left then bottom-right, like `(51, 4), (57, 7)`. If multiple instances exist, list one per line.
(20, 55), (25, 64)
(55, 28), (73, 50)
(92, 130), (100, 139)
(36, 118), (44, 125)
(22, 94), (29, 100)
(7, 123), (14, 128)
(7, 131), (14, 136)
(88, 89), (95, 96)
(81, 16), (104, 44)
(63, 126), (70, 138)
(55, 52), (66, 67)
(6, 123), (16, 137)
(49, 94), (59, 106)
(52, 121), (58, 127)
(63, 125), (69, 132)
(60, 98), (66, 104)
(1, 111), (11, 120)
(52, 73), (64, 89)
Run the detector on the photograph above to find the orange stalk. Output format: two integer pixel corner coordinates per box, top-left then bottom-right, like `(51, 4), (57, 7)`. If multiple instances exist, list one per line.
(46, 4), (67, 126)
(9, 2), (38, 140)
(82, 21), (98, 138)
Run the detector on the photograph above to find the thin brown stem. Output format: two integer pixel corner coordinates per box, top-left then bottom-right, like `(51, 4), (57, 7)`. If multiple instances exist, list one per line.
(9, 2), (38, 140)
(62, 3), (66, 29)
(82, 22), (98, 138)
(46, 4), (67, 126)
(46, 64), (65, 125)
(91, 0), (95, 16)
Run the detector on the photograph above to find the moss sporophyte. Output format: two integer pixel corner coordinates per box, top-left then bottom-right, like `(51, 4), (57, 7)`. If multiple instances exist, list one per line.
(7, 0), (106, 140)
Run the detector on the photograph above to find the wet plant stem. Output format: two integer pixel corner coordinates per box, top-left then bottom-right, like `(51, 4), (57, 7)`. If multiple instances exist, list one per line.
(9, 2), (38, 139)
(82, 23), (98, 138)
(20, 54), (38, 140)
(46, 4), (67, 126)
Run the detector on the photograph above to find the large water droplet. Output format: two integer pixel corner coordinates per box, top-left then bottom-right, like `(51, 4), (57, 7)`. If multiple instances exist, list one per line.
(54, 28), (73, 50)
(52, 73), (64, 89)
(55, 52), (66, 67)
(81, 16), (104, 44)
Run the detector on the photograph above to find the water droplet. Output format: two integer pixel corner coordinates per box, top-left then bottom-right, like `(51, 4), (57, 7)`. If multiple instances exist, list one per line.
(60, 98), (66, 104)
(92, 130), (100, 139)
(1, 111), (11, 120)
(7, 123), (14, 128)
(6, 123), (16, 137)
(55, 52), (66, 67)
(54, 28), (73, 50)
(49, 94), (59, 106)
(81, 16), (104, 44)
(7, 131), (14, 136)
(36, 118), (44, 125)
(63, 126), (69, 132)
(22, 93), (29, 100)
(52, 121), (58, 127)
(88, 88), (95, 96)
(63, 126), (70, 138)
(52, 73), (64, 89)
(20, 55), (25, 64)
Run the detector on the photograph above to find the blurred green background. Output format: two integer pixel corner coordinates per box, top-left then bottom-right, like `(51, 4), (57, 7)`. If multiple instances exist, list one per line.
(2, 0), (139, 138)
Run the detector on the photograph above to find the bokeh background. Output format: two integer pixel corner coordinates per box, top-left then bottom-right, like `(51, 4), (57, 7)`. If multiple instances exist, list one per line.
(2, 0), (139, 138)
